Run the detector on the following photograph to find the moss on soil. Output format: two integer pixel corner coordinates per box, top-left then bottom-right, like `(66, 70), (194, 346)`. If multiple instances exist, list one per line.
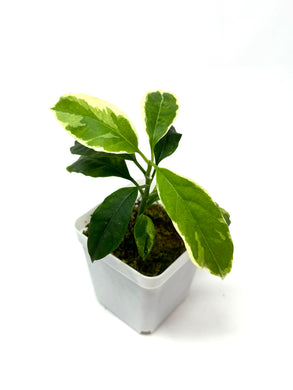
(84, 203), (186, 277)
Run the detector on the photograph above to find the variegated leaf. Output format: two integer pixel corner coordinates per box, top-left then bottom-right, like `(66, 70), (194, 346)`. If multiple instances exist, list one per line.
(52, 94), (139, 154)
(156, 168), (233, 278)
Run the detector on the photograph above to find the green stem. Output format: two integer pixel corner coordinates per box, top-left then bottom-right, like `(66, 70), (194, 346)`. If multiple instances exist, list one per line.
(133, 156), (146, 175)
(137, 150), (149, 165)
(138, 176), (151, 216)
(137, 150), (157, 170)
(129, 178), (144, 197)
(137, 149), (156, 216)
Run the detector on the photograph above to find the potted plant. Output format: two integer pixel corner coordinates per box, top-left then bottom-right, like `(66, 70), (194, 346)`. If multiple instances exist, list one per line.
(52, 90), (234, 334)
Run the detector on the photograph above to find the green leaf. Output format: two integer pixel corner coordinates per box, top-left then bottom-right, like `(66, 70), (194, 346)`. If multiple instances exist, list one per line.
(154, 126), (182, 164)
(134, 214), (156, 260)
(52, 94), (139, 154)
(156, 168), (233, 278)
(143, 90), (179, 149)
(67, 155), (132, 180)
(87, 187), (138, 261)
(70, 141), (136, 161)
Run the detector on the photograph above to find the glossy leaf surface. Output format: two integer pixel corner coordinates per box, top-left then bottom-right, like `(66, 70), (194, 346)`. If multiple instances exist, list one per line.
(156, 168), (233, 278)
(154, 126), (182, 164)
(70, 141), (135, 161)
(67, 155), (131, 180)
(134, 214), (156, 260)
(52, 94), (139, 153)
(143, 91), (178, 149)
(88, 187), (138, 261)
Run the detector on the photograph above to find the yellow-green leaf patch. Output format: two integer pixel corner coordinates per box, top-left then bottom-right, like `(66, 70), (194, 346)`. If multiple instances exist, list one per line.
(52, 94), (139, 154)
(156, 168), (233, 278)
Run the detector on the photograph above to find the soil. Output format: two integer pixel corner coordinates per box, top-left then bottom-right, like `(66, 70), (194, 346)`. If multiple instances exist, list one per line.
(84, 203), (186, 277)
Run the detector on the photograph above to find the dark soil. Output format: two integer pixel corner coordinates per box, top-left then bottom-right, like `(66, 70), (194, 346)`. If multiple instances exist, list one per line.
(84, 203), (186, 277)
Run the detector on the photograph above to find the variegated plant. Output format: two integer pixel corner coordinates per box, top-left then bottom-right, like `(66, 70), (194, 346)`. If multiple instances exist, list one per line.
(52, 91), (233, 278)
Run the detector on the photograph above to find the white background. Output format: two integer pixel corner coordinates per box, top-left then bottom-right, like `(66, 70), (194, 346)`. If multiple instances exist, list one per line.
(1, 0), (293, 389)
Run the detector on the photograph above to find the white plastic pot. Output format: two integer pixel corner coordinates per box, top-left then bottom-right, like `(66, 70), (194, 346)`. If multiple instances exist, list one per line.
(75, 206), (196, 334)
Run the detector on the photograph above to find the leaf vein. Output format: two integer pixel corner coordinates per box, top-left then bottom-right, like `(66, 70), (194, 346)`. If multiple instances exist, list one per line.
(94, 190), (136, 248)
(153, 94), (164, 144)
(161, 172), (224, 277)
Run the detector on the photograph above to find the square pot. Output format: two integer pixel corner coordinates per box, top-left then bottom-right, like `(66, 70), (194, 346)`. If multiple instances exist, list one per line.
(75, 206), (196, 334)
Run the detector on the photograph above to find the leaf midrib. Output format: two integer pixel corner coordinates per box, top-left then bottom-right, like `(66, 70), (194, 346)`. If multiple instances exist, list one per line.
(57, 99), (138, 152)
(93, 190), (136, 253)
(78, 155), (130, 178)
(152, 93), (164, 145)
(82, 114), (136, 151)
(160, 171), (224, 277)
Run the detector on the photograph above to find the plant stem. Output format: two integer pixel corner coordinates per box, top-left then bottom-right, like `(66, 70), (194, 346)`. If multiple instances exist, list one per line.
(133, 156), (146, 175)
(137, 150), (157, 168)
(129, 178), (144, 197)
(137, 149), (155, 216)
(138, 174), (152, 216)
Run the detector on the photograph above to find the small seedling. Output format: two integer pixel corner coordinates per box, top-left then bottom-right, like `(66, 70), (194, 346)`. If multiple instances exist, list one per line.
(52, 91), (233, 278)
